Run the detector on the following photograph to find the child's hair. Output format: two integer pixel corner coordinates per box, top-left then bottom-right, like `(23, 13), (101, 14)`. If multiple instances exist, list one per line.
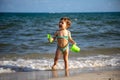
(60, 17), (71, 28)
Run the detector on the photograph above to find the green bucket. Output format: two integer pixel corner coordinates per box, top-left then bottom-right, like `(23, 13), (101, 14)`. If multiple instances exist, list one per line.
(70, 44), (80, 53)
(47, 34), (53, 43)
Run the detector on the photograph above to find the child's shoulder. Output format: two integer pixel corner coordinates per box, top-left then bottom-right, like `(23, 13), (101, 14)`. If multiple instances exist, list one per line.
(55, 30), (70, 34)
(54, 30), (59, 35)
(67, 30), (71, 34)
(67, 30), (70, 32)
(55, 30), (59, 33)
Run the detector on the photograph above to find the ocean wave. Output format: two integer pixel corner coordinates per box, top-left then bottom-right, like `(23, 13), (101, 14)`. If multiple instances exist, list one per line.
(0, 13), (120, 54)
(0, 54), (119, 73)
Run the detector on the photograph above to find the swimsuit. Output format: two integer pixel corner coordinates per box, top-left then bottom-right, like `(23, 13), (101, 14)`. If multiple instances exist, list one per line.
(56, 35), (69, 53)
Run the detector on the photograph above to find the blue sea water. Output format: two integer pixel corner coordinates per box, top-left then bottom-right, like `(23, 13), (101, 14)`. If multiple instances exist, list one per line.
(0, 12), (120, 74)
(0, 12), (120, 54)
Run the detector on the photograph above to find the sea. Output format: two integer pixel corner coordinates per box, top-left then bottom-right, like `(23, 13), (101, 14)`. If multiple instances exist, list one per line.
(0, 12), (120, 77)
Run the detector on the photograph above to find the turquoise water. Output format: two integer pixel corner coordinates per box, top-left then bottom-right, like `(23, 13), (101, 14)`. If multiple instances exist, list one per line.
(0, 12), (120, 54)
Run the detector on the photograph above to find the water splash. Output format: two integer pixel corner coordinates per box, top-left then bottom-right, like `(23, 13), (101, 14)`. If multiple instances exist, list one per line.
(0, 54), (119, 73)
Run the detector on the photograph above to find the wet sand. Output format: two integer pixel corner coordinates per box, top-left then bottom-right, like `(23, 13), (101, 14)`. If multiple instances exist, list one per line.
(0, 69), (119, 80)
(50, 70), (120, 80)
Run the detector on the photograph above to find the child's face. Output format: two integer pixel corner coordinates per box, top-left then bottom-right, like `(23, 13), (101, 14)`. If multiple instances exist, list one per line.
(59, 20), (67, 30)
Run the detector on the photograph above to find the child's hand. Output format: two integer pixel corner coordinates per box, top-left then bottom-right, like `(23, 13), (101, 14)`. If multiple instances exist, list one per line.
(73, 42), (77, 45)
(47, 34), (53, 43)
(72, 42), (76, 45)
(48, 38), (53, 43)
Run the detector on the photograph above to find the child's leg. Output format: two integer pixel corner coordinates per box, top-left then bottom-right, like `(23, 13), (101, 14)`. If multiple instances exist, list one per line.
(63, 48), (69, 70)
(52, 48), (61, 70)
(65, 69), (69, 76)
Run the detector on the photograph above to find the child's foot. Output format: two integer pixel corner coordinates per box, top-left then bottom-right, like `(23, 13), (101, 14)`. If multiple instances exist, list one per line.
(65, 68), (69, 71)
(65, 69), (69, 77)
(52, 65), (57, 70)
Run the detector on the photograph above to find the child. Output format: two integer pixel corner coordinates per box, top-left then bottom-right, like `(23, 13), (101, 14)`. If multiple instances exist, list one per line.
(49, 17), (76, 70)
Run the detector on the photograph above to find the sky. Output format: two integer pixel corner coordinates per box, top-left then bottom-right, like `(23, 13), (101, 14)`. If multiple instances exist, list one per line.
(0, 0), (120, 13)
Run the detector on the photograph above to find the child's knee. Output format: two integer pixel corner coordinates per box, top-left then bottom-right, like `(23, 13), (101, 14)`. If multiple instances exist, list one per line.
(55, 56), (59, 60)
(64, 58), (68, 62)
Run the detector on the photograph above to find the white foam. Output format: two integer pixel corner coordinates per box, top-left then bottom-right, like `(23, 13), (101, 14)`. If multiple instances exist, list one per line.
(0, 68), (15, 73)
(0, 55), (120, 73)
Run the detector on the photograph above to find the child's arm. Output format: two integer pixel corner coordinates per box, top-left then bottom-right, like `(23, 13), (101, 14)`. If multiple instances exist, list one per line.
(52, 31), (58, 42)
(68, 31), (76, 44)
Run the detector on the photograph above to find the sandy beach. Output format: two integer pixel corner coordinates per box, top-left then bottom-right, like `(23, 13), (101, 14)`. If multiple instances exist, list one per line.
(50, 70), (120, 80)
(0, 68), (120, 80)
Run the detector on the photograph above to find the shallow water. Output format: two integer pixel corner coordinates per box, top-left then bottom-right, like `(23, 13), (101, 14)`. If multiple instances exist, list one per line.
(0, 53), (119, 73)
(0, 12), (120, 54)
(0, 66), (120, 80)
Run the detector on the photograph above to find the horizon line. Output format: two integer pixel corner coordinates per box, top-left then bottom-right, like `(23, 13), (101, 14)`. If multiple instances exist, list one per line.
(0, 11), (120, 14)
